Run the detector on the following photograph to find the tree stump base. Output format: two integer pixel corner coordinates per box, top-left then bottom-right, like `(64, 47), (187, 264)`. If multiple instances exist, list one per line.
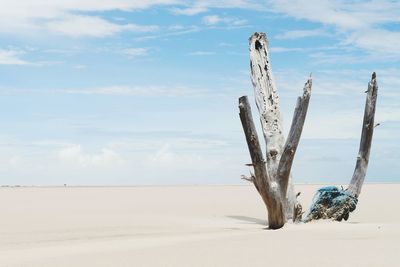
(239, 32), (378, 229)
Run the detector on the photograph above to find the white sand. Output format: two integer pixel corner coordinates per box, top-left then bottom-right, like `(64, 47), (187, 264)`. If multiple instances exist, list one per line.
(0, 184), (399, 266)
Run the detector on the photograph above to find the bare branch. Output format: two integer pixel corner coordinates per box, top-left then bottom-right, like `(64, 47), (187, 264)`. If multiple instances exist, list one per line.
(347, 72), (379, 196)
(239, 96), (285, 229)
(277, 78), (312, 196)
(241, 175), (255, 183)
(304, 74), (378, 223)
(239, 96), (269, 188)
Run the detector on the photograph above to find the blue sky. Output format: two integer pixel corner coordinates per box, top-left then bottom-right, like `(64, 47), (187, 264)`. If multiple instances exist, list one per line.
(0, 0), (399, 185)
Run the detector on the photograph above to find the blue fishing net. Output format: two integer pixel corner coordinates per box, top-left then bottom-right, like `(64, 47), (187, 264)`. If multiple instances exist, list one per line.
(304, 186), (358, 222)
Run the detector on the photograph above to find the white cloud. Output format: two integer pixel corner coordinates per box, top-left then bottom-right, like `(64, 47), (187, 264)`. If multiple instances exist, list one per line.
(168, 24), (185, 31)
(56, 85), (209, 97)
(269, 47), (304, 53)
(120, 48), (149, 58)
(275, 68), (373, 97)
(271, 67), (400, 141)
(202, 15), (221, 25)
(147, 144), (195, 165)
(218, 42), (234, 47)
(0, 0), (169, 37)
(301, 105), (400, 140)
(145, 143), (226, 172)
(345, 28), (400, 56)
(309, 52), (365, 65)
(135, 25), (201, 41)
(58, 144), (124, 167)
(202, 15), (247, 26)
(171, 0), (264, 16)
(0, 155), (21, 171)
(268, 0), (400, 57)
(189, 51), (216, 56)
(0, 49), (31, 65)
(73, 64), (86, 69)
(171, 6), (208, 15)
(0, 0), (261, 38)
(0, 83), (244, 98)
(268, 0), (400, 30)
(46, 15), (158, 37)
(0, 135), (241, 185)
(108, 137), (228, 152)
(276, 29), (326, 39)
(31, 140), (73, 147)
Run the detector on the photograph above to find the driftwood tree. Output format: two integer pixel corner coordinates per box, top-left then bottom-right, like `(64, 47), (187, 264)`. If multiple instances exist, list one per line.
(239, 32), (312, 229)
(239, 32), (378, 229)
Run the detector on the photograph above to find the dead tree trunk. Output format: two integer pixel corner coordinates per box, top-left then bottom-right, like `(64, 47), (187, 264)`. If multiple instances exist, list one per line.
(239, 32), (312, 229)
(239, 32), (378, 227)
(239, 96), (285, 229)
(249, 32), (299, 219)
(304, 73), (378, 222)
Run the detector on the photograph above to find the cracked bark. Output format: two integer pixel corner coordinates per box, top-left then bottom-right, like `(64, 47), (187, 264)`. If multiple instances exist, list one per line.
(239, 32), (378, 227)
(239, 32), (312, 228)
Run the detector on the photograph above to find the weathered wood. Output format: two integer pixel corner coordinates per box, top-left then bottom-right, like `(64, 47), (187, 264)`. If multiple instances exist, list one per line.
(304, 73), (378, 222)
(278, 78), (312, 196)
(249, 32), (284, 178)
(241, 32), (378, 226)
(347, 72), (378, 197)
(239, 96), (285, 229)
(249, 32), (296, 218)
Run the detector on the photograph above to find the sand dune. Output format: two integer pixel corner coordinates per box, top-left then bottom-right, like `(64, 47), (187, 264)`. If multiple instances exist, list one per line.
(1, 184), (399, 266)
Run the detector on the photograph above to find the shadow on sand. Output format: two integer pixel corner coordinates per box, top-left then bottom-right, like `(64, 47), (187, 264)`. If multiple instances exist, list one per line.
(226, 215), (266, 226)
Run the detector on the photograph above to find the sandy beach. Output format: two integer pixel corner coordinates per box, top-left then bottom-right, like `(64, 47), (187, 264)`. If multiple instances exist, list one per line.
(0, 184), (399, 267)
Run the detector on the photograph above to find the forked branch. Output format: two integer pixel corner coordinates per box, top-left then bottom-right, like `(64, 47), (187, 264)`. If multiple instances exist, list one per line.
(347, 72), (378, 197)
(239, 96), (285, 229)
(278, 78), (312, 195)
(304, 72), (378, 222)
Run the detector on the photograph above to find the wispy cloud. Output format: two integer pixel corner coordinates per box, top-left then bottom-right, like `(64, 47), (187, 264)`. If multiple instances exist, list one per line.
(58, 144), (124, 167)
(0, 0), (264, 38)
(73, 64), (86, 69)
(135, 25), (201, 41)
(0, 49), (31, 65)
(276, 29), (327, 39)
(0, 1), (263, 39)
(268, 0), (400, 30)
(46, 15), (158, 38)
(171, 6), (208, 15)
(171, 0), (263, 15)
(189, 51), (216, 56)
(0, 0), (167, 37)
(269, 47), (304, 53)
(202, 15), (247, 26)
(344, 28), (400, 56)
(202, 15), (222, 25)
(218, 42), (234, 47)
(108, 137), (229, 152)
(57, 85), (210, 97)
(0, 84), (247, 98)
(120, 48), (149, 58)
(268, 0), (400, 57)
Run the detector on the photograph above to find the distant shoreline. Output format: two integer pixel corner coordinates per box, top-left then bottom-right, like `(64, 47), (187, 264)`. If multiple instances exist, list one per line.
(1, 182), (399, 188)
